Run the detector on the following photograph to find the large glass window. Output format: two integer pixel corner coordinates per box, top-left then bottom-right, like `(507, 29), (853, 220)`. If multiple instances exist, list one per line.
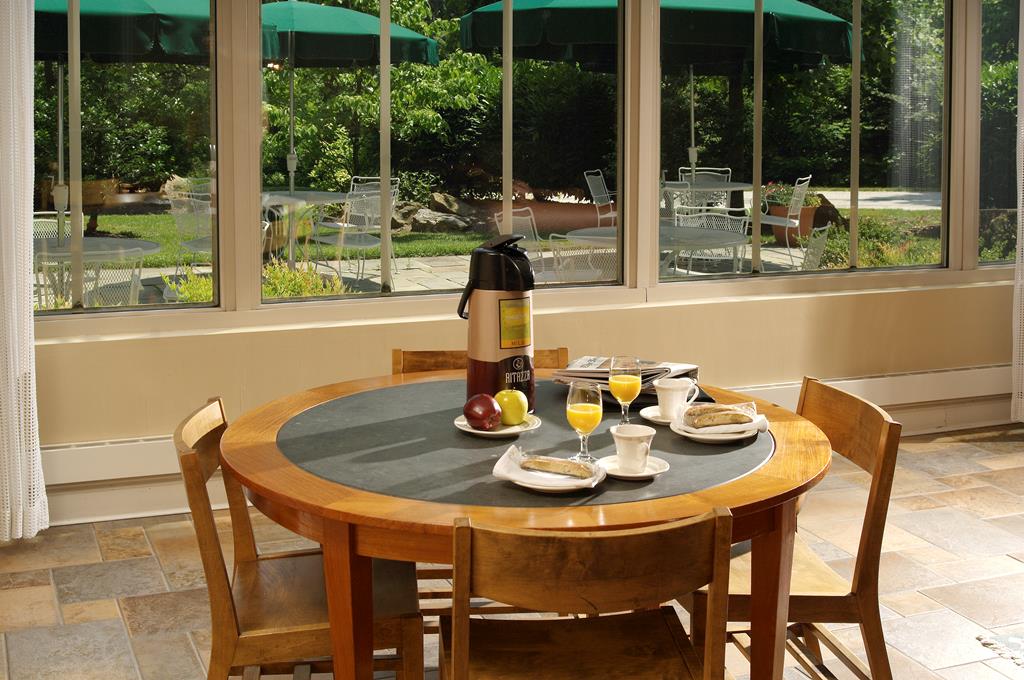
(857, 0), (945, 269)
(33, 2), (218, 313)
(259, 0), (622, 302)
(978, 0), (1019, 264)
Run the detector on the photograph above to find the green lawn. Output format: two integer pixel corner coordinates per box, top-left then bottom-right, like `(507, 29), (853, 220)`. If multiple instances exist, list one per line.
(96, 206), (946, 271)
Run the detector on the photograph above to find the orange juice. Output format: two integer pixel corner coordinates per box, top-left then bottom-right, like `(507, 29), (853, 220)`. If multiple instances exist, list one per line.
(609, 375), (642, 404)
(566, 402), (603, 434)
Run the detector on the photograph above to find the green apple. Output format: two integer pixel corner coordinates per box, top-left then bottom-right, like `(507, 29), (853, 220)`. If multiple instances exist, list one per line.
(494, 389), (529, 426)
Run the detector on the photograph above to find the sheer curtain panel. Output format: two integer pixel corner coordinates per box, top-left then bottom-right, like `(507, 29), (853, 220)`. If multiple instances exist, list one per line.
(1015, 0), (1024, 422)
(0, 0), (49, 540)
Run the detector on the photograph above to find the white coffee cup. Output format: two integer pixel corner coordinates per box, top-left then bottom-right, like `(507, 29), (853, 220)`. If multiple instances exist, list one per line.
(610, 424), (656, 474)
(653, 377), (700, 422)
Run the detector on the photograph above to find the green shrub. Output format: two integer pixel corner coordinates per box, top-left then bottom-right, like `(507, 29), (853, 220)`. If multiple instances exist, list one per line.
(261, 259), (345, 299)
(163, 268), (214, 304)
(979, 209), (1017, 262)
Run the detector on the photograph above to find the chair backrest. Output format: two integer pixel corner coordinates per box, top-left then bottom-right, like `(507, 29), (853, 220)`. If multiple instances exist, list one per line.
(674, 208), (747, 235)
(787, 175), (813, 219)
(392, 347), (570, 374)
(84, 249), (144, 308)
(173, 398), (258, 640)
(493, 207), (541, 245)
(449, 509), (732, 680)
(33, 212), (64, 239)
(347, 176), (399, 230)
(584, 169), (613, 207)
(678, 167), (731, 182)
(796, 377), (901, 596)
(800, 225), (830, 271)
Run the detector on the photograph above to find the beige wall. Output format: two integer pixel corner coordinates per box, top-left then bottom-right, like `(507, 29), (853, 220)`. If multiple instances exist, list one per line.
(35, 280), (1011, 446)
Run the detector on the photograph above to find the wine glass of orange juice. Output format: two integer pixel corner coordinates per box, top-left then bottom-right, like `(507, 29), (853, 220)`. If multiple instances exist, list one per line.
(609, 356), (642, 424)
(566, 381), (603, 463)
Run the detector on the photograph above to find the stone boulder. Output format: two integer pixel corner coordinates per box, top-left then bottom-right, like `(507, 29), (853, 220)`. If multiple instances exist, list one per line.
(390, 200), (422, 234)
(411, 208), (472, 233)
(430, 192), (476, 218)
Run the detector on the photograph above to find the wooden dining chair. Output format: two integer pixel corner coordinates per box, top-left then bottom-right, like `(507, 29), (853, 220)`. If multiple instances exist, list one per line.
(689, 377), (902, 679)
(391, 347), (570, 374)
(174, 398), (424, 680)
(439, 509), (733, 680)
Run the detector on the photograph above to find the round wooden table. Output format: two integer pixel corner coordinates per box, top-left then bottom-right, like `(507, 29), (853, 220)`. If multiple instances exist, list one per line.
(221, 370), (832, 680)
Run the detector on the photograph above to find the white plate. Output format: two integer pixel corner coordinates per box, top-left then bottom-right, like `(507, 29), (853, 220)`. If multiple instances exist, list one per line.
(597, 455), (670, 480)
(510, 465), (607, 493)
(454, 413), (542, 438)
(639, 405), (674, 426)
(670, 421), (758, 443)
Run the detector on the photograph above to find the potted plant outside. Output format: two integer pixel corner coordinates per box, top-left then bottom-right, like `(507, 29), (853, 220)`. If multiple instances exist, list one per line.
(763, 182), (821, 245)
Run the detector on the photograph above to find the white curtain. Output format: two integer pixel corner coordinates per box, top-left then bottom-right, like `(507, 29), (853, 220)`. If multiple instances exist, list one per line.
(0, 0), (49, 540)
(1015, 0), (1024, 422)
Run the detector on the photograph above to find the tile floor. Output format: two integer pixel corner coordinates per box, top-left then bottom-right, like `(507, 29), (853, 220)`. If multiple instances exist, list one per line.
(3, 424), (1024, 679)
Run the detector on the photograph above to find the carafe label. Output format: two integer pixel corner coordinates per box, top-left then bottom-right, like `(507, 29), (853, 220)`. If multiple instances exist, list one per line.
(498, 298), (532, 349)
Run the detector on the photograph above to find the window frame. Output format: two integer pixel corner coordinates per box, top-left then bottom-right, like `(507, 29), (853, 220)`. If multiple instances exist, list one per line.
(33, 0), (1014, 340)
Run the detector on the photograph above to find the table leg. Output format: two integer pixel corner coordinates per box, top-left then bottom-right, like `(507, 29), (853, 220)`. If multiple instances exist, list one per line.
(749, 498), (798, 680)
(323, 521), (374, 680)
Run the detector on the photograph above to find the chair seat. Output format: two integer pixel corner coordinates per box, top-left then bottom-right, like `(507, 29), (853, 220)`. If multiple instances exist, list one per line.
(757, 214), (798, 228)
(232, 552), (419, 635)
(309, 232), (381, 250)
(183, 236), (213, 253)
(440, 606), (703, 680)
(727, 533), (850, 597)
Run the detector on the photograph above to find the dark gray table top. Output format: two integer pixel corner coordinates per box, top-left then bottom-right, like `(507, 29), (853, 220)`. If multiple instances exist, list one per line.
(276, 380), (774, 508)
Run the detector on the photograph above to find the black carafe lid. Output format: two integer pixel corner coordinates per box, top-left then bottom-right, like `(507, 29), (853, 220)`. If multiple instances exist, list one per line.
(457, 234), (535, 319)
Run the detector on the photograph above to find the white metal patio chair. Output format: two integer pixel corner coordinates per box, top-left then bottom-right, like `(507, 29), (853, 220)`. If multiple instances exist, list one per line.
(672, 208), (749, 275)
(33, 211), (68, 240)
(678, 167), (732, 208)
(758, 175), (812, 267)
(494, 207), (548, 274)
(542, 234), (604, 282)
(311, 177), (400, 281)
(798, 224), (831, 271)
(584, 169), (617, 227)
(84, 249), (144, 308)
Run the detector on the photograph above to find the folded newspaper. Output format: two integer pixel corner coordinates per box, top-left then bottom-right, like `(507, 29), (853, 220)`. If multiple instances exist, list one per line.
(552, 356), (699, 392)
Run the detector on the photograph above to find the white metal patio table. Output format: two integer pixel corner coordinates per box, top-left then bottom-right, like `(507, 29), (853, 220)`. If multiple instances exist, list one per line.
(566, 225), (748, 273)
(33, 236), (162, 306)
(262, 191), (350, 268)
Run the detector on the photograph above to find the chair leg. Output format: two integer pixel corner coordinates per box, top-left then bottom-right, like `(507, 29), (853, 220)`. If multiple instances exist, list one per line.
(800, 622), (824, 665)
(687, 593), (707, 651)
(399, 614), (425, 680)
(859, 601), (894, 680)
(205, 649), (232, 680)
(293, 664), (312, 680)
(241, 666), (260, 680)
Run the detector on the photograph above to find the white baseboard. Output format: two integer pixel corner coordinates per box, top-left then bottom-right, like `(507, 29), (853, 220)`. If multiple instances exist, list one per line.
(44, 364), (1014, 525)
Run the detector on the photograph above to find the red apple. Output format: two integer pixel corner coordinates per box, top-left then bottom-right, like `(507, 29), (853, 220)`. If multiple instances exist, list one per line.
(464, 394), (502, 431)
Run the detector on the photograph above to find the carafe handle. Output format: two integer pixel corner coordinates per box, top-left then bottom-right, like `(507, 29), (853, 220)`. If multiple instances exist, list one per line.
(457, 285), (474, 320)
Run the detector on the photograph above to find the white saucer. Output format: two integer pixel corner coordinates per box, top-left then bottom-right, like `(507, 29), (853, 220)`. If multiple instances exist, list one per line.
(454, 413), (542, 438)
(597, 455), (670, 480)
(510, 465), (607, 493)
(639, 405), (674, 426)
(670, 421), (758, 443)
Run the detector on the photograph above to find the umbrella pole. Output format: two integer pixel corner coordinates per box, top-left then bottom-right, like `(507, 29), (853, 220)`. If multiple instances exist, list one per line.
(287, 31), (297, 270)
(68, 0), (84, 308)
(688, 64), (697, 184)
(379, 0), (394, 293)
(54, 63), (68, 246)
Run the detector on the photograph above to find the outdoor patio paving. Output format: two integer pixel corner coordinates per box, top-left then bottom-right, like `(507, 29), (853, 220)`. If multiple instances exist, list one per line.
(3, 424), (1024, 679)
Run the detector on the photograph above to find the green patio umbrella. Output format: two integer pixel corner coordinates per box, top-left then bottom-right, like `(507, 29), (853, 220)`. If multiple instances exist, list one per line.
(460, 0), (851, 178)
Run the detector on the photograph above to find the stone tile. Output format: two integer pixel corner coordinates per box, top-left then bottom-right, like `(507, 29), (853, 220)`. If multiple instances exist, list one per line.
(120, 588), (210, 636)
(0, 570), (50, 591)
(5, 619), (137, 680)
(0, 525), (100, 572)
(851, 466), (954, 498)
(799, 488), (871, 529)
(927, 555), (1024, 583)
(797, 529), (852, 562)
(189, 629), (211, 671)
(145, 520), (209, 591)
(984, 658), (1024, 680)
(828, 629), (944, 679)
(92, 513), (189, 532)
(131, 632), (204, 680)
(95, 526), (152, 561)
(881, 610), (995, 670)
(894, 495), (948, 512)
(880, 590), (945, 617)
(813, 517), (930, 556)
(988, 515), (1024, 538)
(929, 486), (1024, 519)
(922, 572), (1024, 628)
(890, 508), (1024, 557)
(934, 473), (989, 491)
(897, 444), (993, 477)
(0, 585), (59, 632)
(53, 557), (166, 604)
(938, 662), (1010, 679)
(61, 599), (121, 625)
(826, 552), (951, 595)
(899, 545), (963, 565)
(969, 467), (1024, 496)
(977, 453), (1024, 470)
